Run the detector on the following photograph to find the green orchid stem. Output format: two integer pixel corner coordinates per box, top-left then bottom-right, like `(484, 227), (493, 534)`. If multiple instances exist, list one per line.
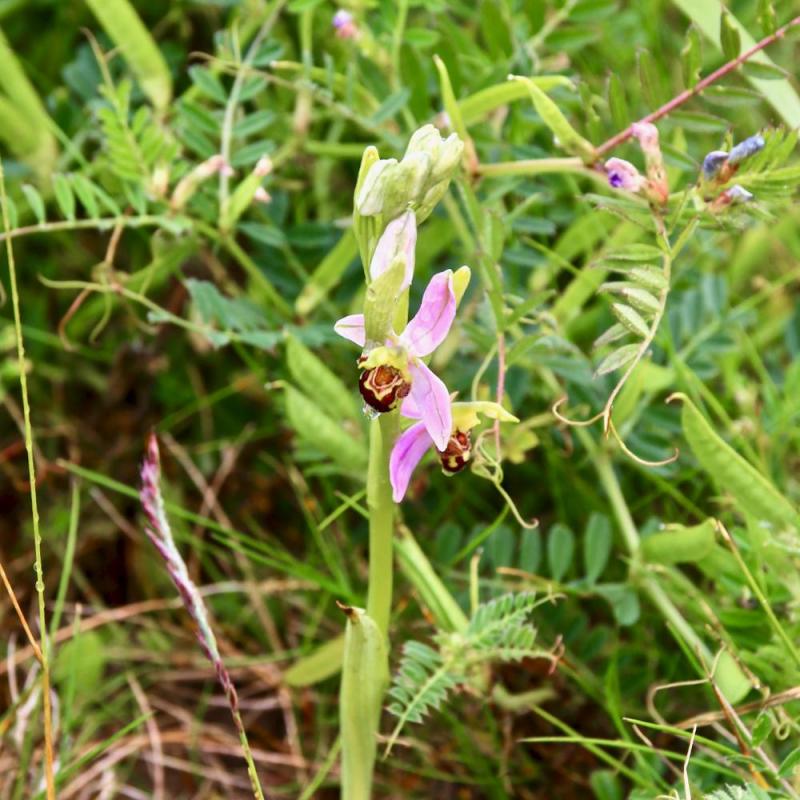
(366, 412), (398, 638)
(340, 412), (397, 800)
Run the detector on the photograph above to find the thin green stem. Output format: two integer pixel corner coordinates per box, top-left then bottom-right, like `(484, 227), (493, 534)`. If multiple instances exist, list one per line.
(591, 445), (713, 667)
(219, 0), (287, 212)
(0, 159), (56, 800)
(365, 413), (397, 637)
(476, 156), (588, 178)
(0, 214), (172, 243)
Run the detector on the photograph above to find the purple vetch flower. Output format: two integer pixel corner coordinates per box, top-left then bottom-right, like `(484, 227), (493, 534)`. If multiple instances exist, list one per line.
(630, 122), (660, 159)
(726, 184), (754, 203)
(389, 397), (518, 502)
(702, 150), (729, 181)
(335, 269), (458, 450)
(604, 158), (645, 192)
(333, 9), (358, 39)
(728, 134), (765, 166)
(630, 121), (668, 204)
(710, 183), (754, 211)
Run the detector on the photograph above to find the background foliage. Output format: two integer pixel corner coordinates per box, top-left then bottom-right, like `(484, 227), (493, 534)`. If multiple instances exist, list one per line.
(1, 0), (799, 797)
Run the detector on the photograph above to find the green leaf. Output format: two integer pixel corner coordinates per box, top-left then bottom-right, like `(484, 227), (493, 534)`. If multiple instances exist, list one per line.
(433, 54), (469, 147)
(52, 174), (76, 221)
(590, 769), (623, 800)
(70, 174), (100, 219)
(741, 61), (788, 81)
(595, 343), (639, 376)
(286, 335), (360, 422)
(285, 386), (367, 469)
(85, 0), (172, 112)
(681, 25), (702, 88)
(641, 519), (717, 564)
(458, 76), (573, 126)
(21, 183), (45, 224)
(583, 513), (612, 584)
(606, 73), (629, 132)
(671, 0), (800, 127)
(750, 713), (772, 748)
(757, 0), (777, 36)
(0, 27), (57, 177)
(340, 607), (388, 798)
(720, 11), (741, 61)
(779, 748), (800, 779)
(677, 395), (799, 530)
(295, 229), (359, 316)
(509, 75), (595, 161)
(595, 583), (640, 625)
(715, 649), (751, 704)
(547, 523), (574, 582)
(188, 65), (227, 103)
(600, 243), (663, 262)
(637, 49), (662, 107)
(285, 634), (345, 686)
(611, 304), (649, 338)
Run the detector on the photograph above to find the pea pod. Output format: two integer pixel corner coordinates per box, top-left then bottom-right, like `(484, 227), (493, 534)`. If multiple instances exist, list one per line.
(675, 394), (798, 531)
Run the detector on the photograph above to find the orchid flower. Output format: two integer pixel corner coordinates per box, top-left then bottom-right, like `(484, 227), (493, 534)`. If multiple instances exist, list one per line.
(389, 395), (519, 502)
(335, 268), (459, 451)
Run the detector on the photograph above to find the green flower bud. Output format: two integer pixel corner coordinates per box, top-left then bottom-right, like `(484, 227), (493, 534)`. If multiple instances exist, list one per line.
(356, 158), (398, 215)
(430, 133), (464, 183)
(380, 151), (432, 220)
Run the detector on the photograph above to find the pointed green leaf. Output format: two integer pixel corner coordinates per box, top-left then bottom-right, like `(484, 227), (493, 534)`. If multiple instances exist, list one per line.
(286, 335), (360, 422)
(86, 0), (172, 112)
(509, 75), (595, 162)
(677, 395), (799, 530)
(595, 343), (640, 376)
(681, 25), (702, 88)
(547, 523), (574, 582)
(611, 303), (649, 337)
(720, 11), (741, 61)
(641, 520), (717, 564)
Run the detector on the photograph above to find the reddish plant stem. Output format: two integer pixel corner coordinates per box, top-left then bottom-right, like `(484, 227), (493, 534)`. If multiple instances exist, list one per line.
(596, 14), (800, 158)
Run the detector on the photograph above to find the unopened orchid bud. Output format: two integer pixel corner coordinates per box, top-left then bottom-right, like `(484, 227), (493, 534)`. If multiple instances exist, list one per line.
(369, 211), (417, 290)
(728, 134), (764, 166)
(604, 158), (645, 192)
(333, 9), (358, 39)
(702, 150), (729, 181)
(431, 134), (464, 183)
(405, 125), (443, 160)
(356, 158), (398, 215)
(377, 152), (432, 221)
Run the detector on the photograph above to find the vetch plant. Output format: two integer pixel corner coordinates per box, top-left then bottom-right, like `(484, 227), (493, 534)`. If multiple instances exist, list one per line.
(554, 123), (788, 464)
